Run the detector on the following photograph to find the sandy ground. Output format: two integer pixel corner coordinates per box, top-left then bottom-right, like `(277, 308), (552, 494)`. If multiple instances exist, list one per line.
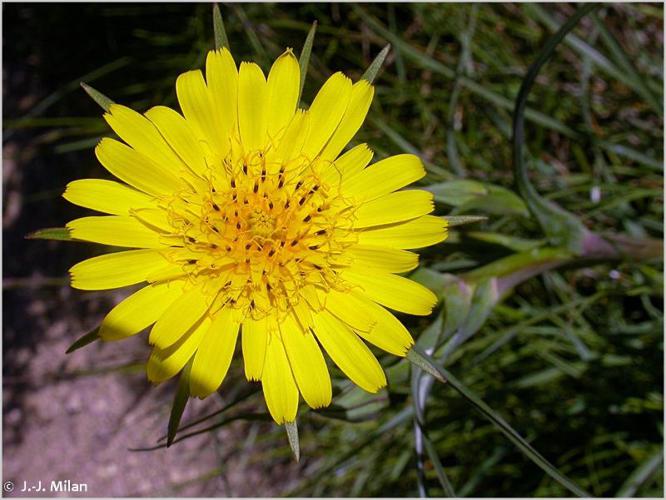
(2, 281), (303, 497)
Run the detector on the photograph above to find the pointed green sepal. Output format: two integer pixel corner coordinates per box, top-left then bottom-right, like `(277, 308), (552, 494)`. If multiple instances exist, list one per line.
(66, 327), (100, 354)
(80, 82), (114, 112)
(406, 346), (447, 383)
(361, 44), (391, 83)
(213, 3), (230, 50)
(443, 215), (487, 227)
(285, 420), (300, 462)
(167, 357), (194, 447)
(26, 227), (72, 241)
(298, 21), (318, 103)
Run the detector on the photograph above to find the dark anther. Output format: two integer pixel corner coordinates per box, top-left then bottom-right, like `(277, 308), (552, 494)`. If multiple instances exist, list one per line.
(298, 197), (306, 206)
(236, 222), (241, 230)
(253, 182), (258, 193)
(268, 249), (275, 257)
(291, 240), (298, 247)
(313, 263), (323, 270)
(309, 244), (320, 250)
(268, 201), (274, 209)
(315, 229), (326, 236)
(187, 259), (197, 264)
(242, 163), (248, 175)
(230, 179), (236, 188)
(212, 226), (220, 233)
(212, 203), (220, 211)
(245, 243), (251, 250)
(303, 215), (312, 222)
(187, 236), (196, 243)
(295, 180), (303, 190)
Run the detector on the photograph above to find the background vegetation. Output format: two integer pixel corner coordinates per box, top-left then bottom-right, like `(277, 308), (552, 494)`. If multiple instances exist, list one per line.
(3, 3), (663, 497)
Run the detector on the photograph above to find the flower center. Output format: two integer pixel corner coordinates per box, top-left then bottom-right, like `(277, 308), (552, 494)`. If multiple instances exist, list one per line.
(160, 153), (357, 320)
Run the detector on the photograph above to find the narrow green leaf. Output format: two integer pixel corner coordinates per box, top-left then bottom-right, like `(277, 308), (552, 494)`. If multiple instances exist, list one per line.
(285, 420), (300, 462)
(512, 5), (598, 253)
(66, 327), (100, 354)
(465, 231), (544, 252)
(427, 179), (487, 206)
(456, 185), (529, 218)
(412, 348), (590, 497)
(167, 357), (194, 447)
(423, 434), (457, 496)
(298, 21), (318, 103)
(443, 215), (487, 227)
(80, 82), (114, 112)
(406, 348), (446, 383)
(361, 44), (390, 83)
(441, 277), (474, 338)
(26, 227), (73, 241)
(212, 3), (230, 50)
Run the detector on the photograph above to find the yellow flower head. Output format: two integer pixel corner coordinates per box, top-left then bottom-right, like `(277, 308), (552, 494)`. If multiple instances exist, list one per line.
(64, 47), (447, 424)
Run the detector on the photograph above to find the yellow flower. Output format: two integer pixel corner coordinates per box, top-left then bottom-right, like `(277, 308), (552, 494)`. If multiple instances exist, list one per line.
(64, 47), (447, 424)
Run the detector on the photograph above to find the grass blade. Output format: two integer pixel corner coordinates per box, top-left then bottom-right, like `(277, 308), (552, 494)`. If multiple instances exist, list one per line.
(616, 448), (663, 497)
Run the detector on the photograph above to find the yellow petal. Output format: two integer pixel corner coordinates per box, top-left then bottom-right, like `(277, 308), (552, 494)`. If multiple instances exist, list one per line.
(176, 69), (227, 158)
(69, 249), (170, 290)
(351, 292), (414, 356)
(63, 179), (155, 216)
(149, 284), (210, 349)
(238, 62), (268, 152)
(340, 268), (438, 316)
(241, 316), (269, 381)
(145, 105), (208, 176)
(354, 190), (434, 228)
(319, 143), (373, 186)
(280, 311), (331, 409)
(322, 288), (375, 332)
(312, 310), (386, 393)
(104, 104), (184, 176)
(347, 245), (418, 273)
(266, 49), (300, 141)
(147, 318), (209, 383)
(67, 216), (163, 248)
(301, 72), (352, 159)
(190, 307), (241, 397)
(99, 282), (183, 341)
(206, 48), (238, 150)
(320, 80), (374, 161)
(262, 332), (299, 424)
(95, 138), (181, 196)
(131, 207), (171, 232)
(273, 110), (309, 163)
(356, 215), (448, 249)
(343, 154), (426, 202)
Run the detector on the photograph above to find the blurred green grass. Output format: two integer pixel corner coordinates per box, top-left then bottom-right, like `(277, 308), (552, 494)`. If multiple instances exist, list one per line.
(3, 3), (663, 497)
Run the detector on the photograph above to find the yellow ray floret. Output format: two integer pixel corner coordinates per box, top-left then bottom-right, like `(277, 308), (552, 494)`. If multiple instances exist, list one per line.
(64, 46), (448, 425)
